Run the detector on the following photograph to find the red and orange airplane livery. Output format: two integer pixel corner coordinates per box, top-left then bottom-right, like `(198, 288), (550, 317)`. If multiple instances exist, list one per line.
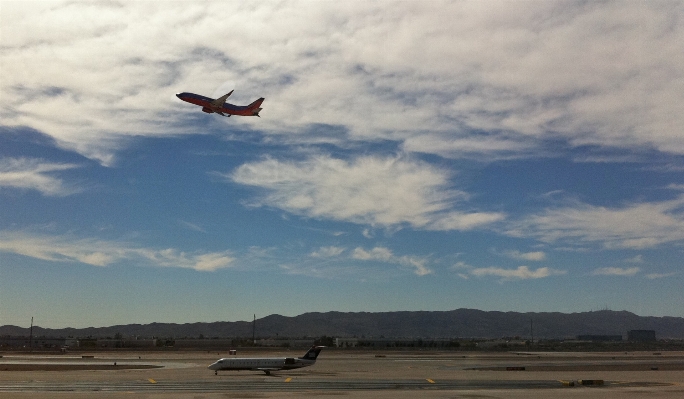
(176, 90), (264, 117)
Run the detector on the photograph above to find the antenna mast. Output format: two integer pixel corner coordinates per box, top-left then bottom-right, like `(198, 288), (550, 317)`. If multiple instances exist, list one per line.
(530, 319), (534, 346)
(252, 314), (256, 345)
(29, 317), (34, 352)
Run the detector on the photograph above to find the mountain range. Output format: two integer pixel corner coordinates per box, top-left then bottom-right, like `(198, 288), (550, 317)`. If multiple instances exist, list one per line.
(2, 309), (683, 339)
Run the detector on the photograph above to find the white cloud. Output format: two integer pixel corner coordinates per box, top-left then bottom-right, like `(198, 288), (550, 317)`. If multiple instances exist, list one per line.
(0, 231), (234, 272)
(452, 261), (472, 270)
(470, 265), (566, 281)
(352, 247), (393, 262)
(504, 250), (546, 261)
(353, 246), (432, 276)
(0, 158), (81, 196)
(625, 255), (644, 263)
(428, 211), (506, 231)
(645, 272), (678, 280)
(1, 2), (682, 163)
(591, 267), (640, 276)
(179, 220), (207, 233)
(402, 135), (538, 161)
(452, 261), (564, 281)
(507, 195), (684, 249)
(310, 246), (345, 258)
(228, 155), (503, 230)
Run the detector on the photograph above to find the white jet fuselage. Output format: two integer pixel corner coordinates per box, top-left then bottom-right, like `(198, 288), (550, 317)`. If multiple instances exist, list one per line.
(208, 356), (313, 371)
(208, 346), (324, 375)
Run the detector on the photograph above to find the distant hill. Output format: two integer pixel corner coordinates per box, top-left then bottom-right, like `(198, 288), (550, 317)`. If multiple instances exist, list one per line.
(2, 309), (684, 339)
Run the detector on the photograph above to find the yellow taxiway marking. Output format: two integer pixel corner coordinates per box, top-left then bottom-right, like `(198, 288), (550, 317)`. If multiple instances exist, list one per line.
(285, 377), (292, 383)
(148, 378), (157, 384)
(426, 378), (435, 383)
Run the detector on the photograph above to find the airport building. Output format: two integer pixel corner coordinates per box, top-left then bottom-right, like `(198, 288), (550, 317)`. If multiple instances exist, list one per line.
(335, 338), (359, 347)
(173, 339), (234, 349)
(335, 337), (460, 348)
(575, 335), (623, 342)
(96, 339), (157, 348)
(0, 337), (78, 348)
(256, 338), (314, 347)
(628, 330), (656, 342)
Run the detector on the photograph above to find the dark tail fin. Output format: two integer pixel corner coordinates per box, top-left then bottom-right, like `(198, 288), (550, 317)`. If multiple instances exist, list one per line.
(248, 98), (264, 116)
(299, 346), (324, 360)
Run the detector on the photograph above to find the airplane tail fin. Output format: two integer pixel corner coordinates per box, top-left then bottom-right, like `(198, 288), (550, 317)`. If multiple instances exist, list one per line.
(299, 346), (324, 361)
(248, 97), (265, 116)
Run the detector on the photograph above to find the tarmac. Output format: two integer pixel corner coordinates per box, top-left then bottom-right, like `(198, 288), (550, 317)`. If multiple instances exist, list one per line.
(1, 349), (683, 398)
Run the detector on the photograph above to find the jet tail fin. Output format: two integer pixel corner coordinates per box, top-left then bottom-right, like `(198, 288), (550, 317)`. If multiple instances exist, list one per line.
(248, 98), (265, 116)
(299, 346), (324, 360)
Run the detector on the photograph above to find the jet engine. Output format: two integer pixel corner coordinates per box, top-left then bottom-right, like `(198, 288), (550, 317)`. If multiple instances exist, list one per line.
(201, 107), (214, 113)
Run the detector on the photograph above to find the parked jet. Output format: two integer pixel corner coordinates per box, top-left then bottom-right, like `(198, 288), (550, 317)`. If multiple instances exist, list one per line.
(208, 346), (324, 375)
(176, 90), (264, 117)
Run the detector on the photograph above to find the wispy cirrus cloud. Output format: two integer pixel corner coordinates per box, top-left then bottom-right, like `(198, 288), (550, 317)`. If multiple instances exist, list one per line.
(591, 267), (640, 277)
(625, 255), (644, 263)
(225, 155), (504, 231)
(0, 231), (234, 272)
(178, 220), (207, 233)
(310, 246), (345, 258)
(353, 246), (432, 276)
(504, 250), (546, 262)
(645, 272), (678, 280)
(0, 158), (81, 196)
(470, 266), (566, 281)
(507, 195), (684, 249)
(453, 261), (565, 281)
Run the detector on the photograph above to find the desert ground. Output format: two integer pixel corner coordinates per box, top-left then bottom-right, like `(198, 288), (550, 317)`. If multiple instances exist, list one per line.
(1, 349), (683, 398)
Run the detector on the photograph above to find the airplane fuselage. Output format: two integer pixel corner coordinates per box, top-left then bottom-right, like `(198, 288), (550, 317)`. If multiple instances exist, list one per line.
(176, 92), (264, 117)
(208, 346), (324, 375)
(208, 356), (314, 372)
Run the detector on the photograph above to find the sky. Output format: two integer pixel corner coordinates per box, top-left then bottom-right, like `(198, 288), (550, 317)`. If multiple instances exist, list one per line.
(1, 1), (683, 329)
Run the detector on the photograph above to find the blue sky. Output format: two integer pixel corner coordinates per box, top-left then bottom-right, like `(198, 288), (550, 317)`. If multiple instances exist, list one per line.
(1, 1), (683, 329)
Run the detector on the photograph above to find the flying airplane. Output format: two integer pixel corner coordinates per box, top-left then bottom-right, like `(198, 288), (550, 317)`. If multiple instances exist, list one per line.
(176, 90), (264, 117)
(208, 346), (325, 375)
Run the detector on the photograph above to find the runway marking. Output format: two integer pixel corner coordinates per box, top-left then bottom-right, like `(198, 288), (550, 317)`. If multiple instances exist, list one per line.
(285, 378), (292, 383)
(0, 380), (672, 393)
(148, 378), (156, 384)
(426, 378), (435, 383)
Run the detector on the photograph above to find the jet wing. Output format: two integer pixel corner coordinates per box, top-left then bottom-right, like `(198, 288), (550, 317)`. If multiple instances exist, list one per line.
(256, 368), (280, 371)
(211, 90), (234, 107)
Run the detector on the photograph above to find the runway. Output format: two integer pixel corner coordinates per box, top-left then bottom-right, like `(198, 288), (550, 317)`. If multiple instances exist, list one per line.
(1, 350), (683, 398)
(0, 378), (670, 393)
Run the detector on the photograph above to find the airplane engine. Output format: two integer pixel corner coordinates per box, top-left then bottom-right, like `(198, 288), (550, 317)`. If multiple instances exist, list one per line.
(201, 107), (214, 113)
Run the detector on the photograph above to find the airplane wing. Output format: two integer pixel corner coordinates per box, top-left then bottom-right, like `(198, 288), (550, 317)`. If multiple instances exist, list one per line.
(211, 90), (234, 107)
